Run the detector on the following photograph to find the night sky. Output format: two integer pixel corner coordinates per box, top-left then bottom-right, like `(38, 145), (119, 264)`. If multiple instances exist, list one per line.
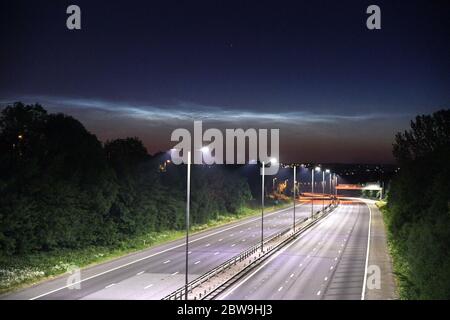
(1, 0), (449, 163)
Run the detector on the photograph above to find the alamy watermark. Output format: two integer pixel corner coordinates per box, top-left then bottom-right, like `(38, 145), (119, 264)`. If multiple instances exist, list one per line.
(65, 4), (381, 31)
(170, 121), (280, 175)
(66, 264), (81, 290)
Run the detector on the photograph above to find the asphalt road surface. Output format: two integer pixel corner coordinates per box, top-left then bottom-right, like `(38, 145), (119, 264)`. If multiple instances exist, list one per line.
(217, 200), (370, 300)
(2, 202), (314, 300)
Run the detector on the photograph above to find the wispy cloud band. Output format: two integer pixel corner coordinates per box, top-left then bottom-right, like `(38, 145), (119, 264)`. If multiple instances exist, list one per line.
(0, 95), (411, 125)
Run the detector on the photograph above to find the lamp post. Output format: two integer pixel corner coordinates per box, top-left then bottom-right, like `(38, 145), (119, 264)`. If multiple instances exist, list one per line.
(183, 147), (208, 300)
(293, 166), (297, 232)
(323, 169), (330, 211)
(329, 170), (332, 195)
(322, 170), (325, 211)
(335, 175), (338, 197)
(261, 158), (277, 252)
(261, 161), (265, 252)
(311, 168), (314, 218)
(312, 166), (321, 218)
(184, 150), (191, 300)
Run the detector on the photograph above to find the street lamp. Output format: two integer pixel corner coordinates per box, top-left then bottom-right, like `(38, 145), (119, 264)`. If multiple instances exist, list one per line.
(293, 166), (297, 232)
(328, 170), (332, 195)
(322, 170), (325, 211)
(323, 169), (330, 211)
(261, 158), (277, 252)
(312, 166), (321, 218)
(335, 174), (338, 197)
(183, 147), (208, 300)
(184, 150), (191, 300)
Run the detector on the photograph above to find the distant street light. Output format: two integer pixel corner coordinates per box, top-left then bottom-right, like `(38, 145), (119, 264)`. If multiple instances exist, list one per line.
(322, 171), (325, 211)
(312, 166), (321, 218)
(323, 169), (330, 211)
(201, 146), (209, 153)
(328, 170), (332, 195)
(335, 175), (338, 197)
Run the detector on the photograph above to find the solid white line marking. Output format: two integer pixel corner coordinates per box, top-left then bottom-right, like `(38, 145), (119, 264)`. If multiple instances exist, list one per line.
(163, 260), (170, 264)
(218, 209), (337, 300)
(29, 203), (305, 300)
(144, 284), (153, 289)
(194, 260), (201, 265)
(361, 201), (372, 300)
(105, 284), (115, 289)
(136, 271), (144, 276)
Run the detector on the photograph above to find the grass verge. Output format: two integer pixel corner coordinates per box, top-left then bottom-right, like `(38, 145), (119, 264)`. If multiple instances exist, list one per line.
(375, 200), (408, 299)
(0, 200), (292, 295)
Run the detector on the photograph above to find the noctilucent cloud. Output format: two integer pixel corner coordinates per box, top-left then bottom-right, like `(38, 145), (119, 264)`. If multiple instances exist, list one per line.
(1, 1), (449, 163)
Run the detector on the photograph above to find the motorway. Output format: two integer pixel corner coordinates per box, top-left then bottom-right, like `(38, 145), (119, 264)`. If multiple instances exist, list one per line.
(217, 200), (370, 300)
(2, 202), (314, 300)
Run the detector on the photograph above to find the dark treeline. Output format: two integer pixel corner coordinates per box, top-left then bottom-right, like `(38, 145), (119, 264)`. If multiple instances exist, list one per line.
(0, 103), (252, 255)
(387, 109), (450, 299)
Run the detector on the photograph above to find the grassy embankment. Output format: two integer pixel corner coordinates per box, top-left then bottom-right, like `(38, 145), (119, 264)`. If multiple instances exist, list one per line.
(0, 200), (292, 294)
(375, 200), (406, 299)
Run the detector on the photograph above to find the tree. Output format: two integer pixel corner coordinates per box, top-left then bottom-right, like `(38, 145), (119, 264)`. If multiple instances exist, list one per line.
(387, 109), (450, 299)
(0, 103), (118, 253)
(0, 102), (255, 256)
